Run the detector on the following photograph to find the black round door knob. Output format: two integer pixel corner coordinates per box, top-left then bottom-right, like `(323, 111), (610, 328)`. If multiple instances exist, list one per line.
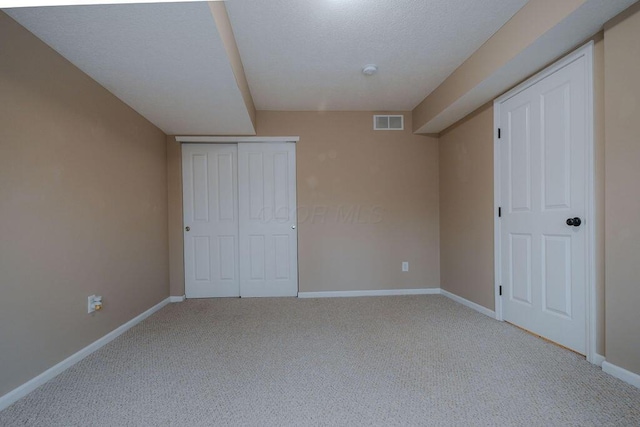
(566, 217), (582, 227)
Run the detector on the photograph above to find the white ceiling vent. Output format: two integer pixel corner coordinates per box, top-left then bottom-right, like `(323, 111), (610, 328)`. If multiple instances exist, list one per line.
(374, 115), (404, 131)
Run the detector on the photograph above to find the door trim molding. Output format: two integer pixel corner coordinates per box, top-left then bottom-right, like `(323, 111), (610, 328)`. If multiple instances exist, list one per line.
(493, 41), (597, 364)
(175, 136), (299, 143)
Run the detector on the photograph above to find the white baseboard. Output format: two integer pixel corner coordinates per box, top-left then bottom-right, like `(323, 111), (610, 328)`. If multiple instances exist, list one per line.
(592, 353), (606, 367)
(169, 295), (186, 303)
(0, 297), (171, 412)
(439, 289), (496, 319)
(602, 360), (640, 389)
(297, 288), (440, 298)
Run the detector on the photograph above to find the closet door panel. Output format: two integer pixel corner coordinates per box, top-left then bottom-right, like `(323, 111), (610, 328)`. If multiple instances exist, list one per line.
(182, 144), (240, 298)
(238, 143), (298, 297)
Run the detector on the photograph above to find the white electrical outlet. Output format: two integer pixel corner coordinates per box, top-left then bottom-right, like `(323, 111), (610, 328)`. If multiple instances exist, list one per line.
(402, 262), (409, 272)
(88, 295), (103, 313)
(88, 295), (96, 313)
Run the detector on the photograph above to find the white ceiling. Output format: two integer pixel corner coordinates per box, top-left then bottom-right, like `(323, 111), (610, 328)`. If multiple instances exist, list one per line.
(6, 2), (255, 135)
(6, 0), (636, 135)
(225, 0), (529, 111)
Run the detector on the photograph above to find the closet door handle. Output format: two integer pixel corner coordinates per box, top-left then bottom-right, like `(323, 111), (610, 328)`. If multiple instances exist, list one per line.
(291, 225), (296, 230)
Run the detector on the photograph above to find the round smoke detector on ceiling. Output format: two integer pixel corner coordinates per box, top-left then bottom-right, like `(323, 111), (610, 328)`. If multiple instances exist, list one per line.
(362, 64), (378, 76)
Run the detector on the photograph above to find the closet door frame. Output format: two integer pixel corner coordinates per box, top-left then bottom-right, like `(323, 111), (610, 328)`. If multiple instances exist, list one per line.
(493, 42), (597, 363)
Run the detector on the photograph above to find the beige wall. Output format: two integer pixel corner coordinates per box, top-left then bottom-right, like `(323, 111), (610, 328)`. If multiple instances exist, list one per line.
(438, 36), (606, 355)
(604, 3), (640, 376)
(0, 12), (169, 397)
(438, 105), (495, 310)
(167, 111), (440, 295)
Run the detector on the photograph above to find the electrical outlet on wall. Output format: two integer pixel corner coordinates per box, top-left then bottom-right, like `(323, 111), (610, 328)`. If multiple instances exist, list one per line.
(402, 262), (409, 272)
(88, 295), (96, 313)
(88, 295), (103, 314)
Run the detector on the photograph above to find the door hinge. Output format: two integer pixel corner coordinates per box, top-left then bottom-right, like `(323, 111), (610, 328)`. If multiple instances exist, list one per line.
(498, 207), (502, 217)
(499, 285), (503, 296)
(498, 128), (501, 139)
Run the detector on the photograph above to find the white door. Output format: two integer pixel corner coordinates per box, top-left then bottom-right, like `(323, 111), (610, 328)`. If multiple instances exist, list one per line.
(182, 144), (240, 298)
(498, 53), (589, 354)
(238, 143), (298, 297)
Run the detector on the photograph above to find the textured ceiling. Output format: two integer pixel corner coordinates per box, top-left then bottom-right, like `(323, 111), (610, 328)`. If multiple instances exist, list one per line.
(225, 0), (529, 111)
(7, 0), (630, 134)
(6, 2), (255, 135)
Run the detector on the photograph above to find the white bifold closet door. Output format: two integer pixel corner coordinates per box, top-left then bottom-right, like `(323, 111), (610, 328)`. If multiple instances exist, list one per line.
(182, 142), (297, 298)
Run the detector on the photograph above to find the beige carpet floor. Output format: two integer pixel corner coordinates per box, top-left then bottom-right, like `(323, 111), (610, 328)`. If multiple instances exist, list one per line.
(1, 295), (639, 426)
